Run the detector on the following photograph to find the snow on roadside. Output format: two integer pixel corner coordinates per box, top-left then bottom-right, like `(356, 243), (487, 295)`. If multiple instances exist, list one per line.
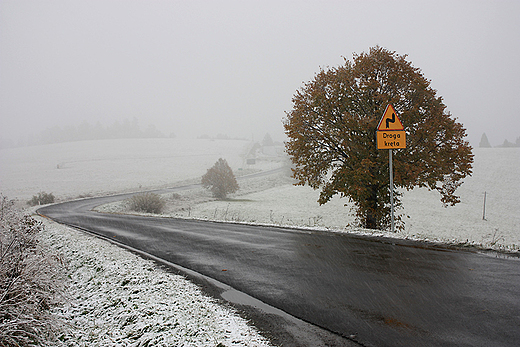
(38, 217), (271, 347)
(98, 178), (520, 253)
(97, 148), (517, 253)
(173, 179), (519, 251)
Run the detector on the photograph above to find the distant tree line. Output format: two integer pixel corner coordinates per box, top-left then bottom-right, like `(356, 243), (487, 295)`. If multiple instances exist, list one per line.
(196, 133), (249, 141)
(479, 133), (520, 148)
(4, 118), (169, 148)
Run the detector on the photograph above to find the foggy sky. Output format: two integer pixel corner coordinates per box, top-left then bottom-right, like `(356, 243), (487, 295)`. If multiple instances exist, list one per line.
(1, 0), (519, 146)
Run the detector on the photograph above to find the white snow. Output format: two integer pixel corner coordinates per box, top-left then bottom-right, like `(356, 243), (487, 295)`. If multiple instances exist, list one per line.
(0, 138), (250, 201)
(170, 147), (520, 251)
(0, 138), (519, 344)
(38, 217), (271, 346)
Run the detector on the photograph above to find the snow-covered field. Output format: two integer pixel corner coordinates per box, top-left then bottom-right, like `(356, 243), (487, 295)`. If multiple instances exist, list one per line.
(169, 147), (520, 251)
(0, 138), (519, 345)
(0, 138), (252, 201)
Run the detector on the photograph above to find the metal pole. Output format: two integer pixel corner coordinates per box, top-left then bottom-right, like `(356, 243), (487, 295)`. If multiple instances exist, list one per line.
(482, 191), (487, 220)
(389, 149), (394, 232)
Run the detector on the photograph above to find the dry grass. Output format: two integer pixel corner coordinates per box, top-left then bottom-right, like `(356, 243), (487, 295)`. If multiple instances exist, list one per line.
(0, 195), (65, 346)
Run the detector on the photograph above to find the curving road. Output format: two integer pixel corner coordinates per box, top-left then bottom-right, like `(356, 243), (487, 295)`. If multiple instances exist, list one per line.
(38, 184), (520, 347)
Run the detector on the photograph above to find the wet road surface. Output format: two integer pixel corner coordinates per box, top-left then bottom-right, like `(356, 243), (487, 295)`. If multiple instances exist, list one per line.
(38, 192), (520, 347)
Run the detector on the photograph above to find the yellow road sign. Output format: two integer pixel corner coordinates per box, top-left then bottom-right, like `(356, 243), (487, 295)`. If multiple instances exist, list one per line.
(377, 104), (404, 131)
(377, 130), (406, 149)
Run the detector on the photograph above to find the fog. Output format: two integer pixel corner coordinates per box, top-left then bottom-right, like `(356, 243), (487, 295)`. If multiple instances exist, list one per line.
(1, 0), (519, 147)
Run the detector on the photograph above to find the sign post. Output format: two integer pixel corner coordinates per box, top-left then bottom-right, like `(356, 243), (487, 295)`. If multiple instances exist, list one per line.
(389, 148), (394, 232)
(377, 104), (406, 232)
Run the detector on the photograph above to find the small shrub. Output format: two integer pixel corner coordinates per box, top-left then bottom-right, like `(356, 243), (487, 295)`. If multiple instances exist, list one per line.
(27, 191), (55, 206)
(0, 194), (64, 346)
(201, 158), (239, 199)
(128, 193), (165, 214)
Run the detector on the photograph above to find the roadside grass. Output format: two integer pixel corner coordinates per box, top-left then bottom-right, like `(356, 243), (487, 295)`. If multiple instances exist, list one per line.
(36, 217), (272, 346)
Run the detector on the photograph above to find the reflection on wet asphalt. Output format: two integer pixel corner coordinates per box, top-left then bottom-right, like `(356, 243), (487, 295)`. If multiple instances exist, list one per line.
(39, 195), (520, 347)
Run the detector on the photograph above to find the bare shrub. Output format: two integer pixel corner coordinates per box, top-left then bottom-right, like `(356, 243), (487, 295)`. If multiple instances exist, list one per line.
(0, 195), (65, 346)
(128, 193), (165, 214)
(27, 192), (55, 206)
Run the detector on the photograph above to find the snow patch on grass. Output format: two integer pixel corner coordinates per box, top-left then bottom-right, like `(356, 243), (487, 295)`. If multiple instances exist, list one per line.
(38, 217), (271, 347)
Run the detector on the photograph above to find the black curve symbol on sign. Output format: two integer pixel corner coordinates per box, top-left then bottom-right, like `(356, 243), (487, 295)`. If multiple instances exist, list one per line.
(386, 112), (396, 128)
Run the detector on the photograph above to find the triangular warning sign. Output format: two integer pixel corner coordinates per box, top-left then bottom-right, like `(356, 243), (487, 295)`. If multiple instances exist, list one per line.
(377, 104), (404, 131)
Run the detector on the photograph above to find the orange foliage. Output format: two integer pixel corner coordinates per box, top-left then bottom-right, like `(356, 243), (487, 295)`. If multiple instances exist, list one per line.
(284, 47), (473, 230)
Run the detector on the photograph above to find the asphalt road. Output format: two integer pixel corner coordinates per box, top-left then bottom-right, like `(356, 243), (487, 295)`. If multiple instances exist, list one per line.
(38, 190), (520, 347)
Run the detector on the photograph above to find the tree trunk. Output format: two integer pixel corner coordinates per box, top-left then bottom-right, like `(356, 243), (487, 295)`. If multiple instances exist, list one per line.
(364, 185), (379, 230)
(364, 212), (377, 230)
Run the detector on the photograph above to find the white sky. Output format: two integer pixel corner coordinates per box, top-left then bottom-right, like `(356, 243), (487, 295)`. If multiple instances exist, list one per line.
(1, 0), (519, 146)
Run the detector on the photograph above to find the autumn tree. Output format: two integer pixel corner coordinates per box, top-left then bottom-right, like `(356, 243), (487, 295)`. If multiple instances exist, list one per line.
(284, 46), (473, 230)
(202, 158), (239, 199)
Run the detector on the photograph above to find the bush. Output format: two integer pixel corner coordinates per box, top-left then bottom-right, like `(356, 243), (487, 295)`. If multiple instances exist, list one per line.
(128, 193), (165, 214)
(0, 194), (64, 346)
(201, 158), (239, 199)
(27, 192), (55, 206)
